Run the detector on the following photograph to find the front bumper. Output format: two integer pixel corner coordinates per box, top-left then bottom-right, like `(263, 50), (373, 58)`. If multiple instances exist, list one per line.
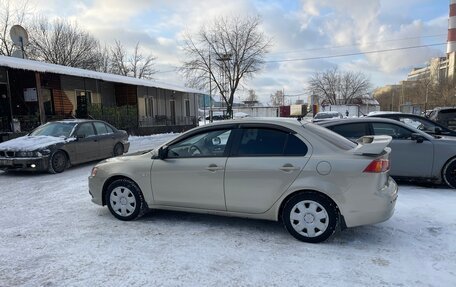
(0, 156), (49, 171)
(89, 171), (105, 206)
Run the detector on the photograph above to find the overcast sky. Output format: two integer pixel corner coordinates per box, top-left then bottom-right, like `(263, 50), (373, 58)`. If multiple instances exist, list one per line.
(32, 0), (449, 104)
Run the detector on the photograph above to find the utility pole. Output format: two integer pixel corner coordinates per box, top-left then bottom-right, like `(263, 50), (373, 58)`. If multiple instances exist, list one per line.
(391, 89), (394, 111)
(208, 48), (212, 123)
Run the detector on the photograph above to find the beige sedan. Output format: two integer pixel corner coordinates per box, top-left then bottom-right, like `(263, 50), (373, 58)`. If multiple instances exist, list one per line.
(89, 118), (397, 243)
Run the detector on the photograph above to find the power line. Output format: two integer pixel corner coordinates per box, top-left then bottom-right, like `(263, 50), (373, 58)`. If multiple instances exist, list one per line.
(268, 34), (446, 56)
(265, 42), (446, 63)
(155, 42), (446, 73)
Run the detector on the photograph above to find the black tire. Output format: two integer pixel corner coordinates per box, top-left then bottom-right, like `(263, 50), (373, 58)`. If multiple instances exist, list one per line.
(282, 192), (339, 243)
(48, 150), (68, 174)
(105, 179), (147, 221)
(442, 158), (456, 189)
(113, 143), (124, 157)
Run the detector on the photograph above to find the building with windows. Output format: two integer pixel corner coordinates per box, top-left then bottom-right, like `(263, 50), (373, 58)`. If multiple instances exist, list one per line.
(0, 56), (203, 139)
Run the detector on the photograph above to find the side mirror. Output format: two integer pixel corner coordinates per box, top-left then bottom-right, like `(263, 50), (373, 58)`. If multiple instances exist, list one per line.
(411, 133), (424, 143)
(158, 146), (168, 160)
(75, 133), (84, 140)
(434, 127), (442, 135)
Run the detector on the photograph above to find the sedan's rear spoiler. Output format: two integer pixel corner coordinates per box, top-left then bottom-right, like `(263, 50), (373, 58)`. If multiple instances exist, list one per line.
(352, 135), (392, 155)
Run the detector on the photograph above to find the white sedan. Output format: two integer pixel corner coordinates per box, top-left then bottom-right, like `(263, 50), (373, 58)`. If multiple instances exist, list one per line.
(88, 118), (397, 243)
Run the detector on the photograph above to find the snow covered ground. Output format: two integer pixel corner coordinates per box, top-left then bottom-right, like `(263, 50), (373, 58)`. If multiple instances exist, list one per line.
(0, 133), (455, 286)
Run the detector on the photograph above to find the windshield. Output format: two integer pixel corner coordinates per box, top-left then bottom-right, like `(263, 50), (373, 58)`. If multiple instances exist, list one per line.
(29, 122), (77, 137)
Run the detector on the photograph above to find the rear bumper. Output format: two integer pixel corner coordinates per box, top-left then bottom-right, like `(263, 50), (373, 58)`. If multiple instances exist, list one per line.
(342, 176), (398, 228)
(0, 156), (49, 171)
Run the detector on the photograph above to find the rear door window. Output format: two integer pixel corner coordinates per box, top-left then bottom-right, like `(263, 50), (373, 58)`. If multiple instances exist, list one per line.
(236, 128), (307, 156)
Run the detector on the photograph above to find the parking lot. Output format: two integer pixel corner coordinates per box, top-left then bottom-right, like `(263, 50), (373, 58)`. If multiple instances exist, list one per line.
(1, 134), (455, 287)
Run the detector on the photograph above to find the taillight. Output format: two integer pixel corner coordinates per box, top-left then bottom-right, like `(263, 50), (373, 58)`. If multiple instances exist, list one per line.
(363, 159), (390, 173)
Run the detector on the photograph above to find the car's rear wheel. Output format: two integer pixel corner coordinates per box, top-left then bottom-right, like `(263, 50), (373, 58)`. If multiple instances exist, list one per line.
(105, 179), (146, 220)
(442, 158), (456, 189)
(282, 192), (338, 243)
(48, 150), (68, 174)
(113, 143), (124, 157)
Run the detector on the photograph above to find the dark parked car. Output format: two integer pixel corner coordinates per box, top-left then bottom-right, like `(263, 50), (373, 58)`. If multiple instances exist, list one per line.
(318, 117), (456, 188)
(312, 111), (343, 122)
(0, 119), (129, 173)
(428, 107), (456, 131)
(367, 112), (456, 137)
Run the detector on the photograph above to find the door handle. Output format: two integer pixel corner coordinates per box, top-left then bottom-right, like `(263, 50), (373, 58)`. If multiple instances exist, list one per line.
(206, 164), (224, 172)
(279, 164), (299, 172)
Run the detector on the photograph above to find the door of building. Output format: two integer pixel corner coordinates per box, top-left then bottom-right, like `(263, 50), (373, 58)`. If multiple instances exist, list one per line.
(170, 100), (176, 125)
(0, 84), (10, 132)
(76, 94), (88, 118)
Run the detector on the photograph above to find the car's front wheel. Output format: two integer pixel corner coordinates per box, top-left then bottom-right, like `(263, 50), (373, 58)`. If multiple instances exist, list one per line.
(442, 158), (456, 189)
(105, 179), (146, 220)
(48, 150), (68, 174)
(282, 192), (338, 243)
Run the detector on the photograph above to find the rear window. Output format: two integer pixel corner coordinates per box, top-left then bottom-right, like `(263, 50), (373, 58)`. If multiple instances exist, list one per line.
(327, 123), (368, 139)
(305, 123), (357, 150)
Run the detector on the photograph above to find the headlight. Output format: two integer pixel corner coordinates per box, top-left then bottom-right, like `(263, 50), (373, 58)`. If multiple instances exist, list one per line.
(39, 149), (51, 155)
(17, 151), (37, 157)
(91, 167), (98, 177)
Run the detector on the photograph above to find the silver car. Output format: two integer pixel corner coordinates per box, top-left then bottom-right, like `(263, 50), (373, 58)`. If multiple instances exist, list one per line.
(319, 117), (456, 188)
(89, 118), (397, 243)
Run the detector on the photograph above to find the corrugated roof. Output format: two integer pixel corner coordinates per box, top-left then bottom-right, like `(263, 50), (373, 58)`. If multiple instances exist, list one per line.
(0, 55), (204, 94)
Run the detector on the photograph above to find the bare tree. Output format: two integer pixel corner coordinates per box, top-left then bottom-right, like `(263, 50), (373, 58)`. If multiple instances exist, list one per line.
(270, 90), (284, 106)
(28, 18), (101, 70)
(110, 40), (129, 76)
(309, 67), (371, 105)
(95, 44), (111, 73)
(181, 16), (271, 118)
(110, 40), (156, 79)
(0, 0), (31, 56)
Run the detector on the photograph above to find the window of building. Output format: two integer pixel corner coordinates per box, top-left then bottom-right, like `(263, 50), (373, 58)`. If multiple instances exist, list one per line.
(185, 99), (190, 117)
(145, 97), (154, 117)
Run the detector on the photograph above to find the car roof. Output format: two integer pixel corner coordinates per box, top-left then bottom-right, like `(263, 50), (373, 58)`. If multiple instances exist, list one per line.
(315, 111), (341, 114)
(202, 117), (305, 127)
(318, 117), (399, 125)
(367, 112), (421, 117)
(51, 119), (103, 124)
(317, 117), (433, 138)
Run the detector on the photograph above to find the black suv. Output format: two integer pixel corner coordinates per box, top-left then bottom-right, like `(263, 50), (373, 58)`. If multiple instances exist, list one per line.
(428, 107), (456, 131)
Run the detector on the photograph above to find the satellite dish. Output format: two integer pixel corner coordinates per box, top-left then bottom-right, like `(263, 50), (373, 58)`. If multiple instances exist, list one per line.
(10, 25), (28, 59)
(10, 25), (29, 46)
(11, 49), (24, 58)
